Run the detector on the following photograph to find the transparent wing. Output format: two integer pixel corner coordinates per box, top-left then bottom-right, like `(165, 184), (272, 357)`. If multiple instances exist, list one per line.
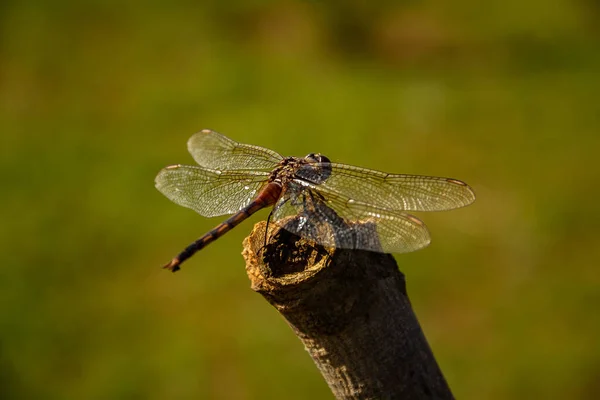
(271, 181), (431, 254)
(187, 129), (283, 171)
(155, 164), (269, 217)
(295, 163), (476, 212)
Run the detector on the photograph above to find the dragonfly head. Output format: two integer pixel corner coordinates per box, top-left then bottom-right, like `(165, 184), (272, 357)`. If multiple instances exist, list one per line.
(302, 153), (332, 183)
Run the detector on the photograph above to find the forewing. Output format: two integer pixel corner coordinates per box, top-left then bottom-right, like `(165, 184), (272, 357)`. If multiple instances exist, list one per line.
(155, 165), (269, 217)
(271, 182), (431, 253)
(295, 163), (475, 212)
(187, 129), (283, 170)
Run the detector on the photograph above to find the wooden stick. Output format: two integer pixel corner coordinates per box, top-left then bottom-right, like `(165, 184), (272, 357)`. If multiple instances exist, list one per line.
(242, 221), (454, 399)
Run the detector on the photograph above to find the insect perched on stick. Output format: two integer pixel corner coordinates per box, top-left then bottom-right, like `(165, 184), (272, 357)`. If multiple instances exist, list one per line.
(155, 130), (476, 272)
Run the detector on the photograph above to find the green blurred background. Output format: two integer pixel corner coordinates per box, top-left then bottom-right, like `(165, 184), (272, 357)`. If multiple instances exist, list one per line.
(2, 0), (599, 399)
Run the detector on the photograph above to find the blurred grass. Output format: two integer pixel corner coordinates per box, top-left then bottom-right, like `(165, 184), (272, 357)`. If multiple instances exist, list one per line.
(1, 1), (599, 399)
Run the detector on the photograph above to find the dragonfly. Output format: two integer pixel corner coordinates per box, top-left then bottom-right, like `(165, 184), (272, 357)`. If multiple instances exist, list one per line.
(155, 129), (476, 272)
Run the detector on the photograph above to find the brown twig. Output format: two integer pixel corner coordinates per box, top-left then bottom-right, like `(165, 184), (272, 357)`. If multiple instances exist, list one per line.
(242, 221), (454, 399)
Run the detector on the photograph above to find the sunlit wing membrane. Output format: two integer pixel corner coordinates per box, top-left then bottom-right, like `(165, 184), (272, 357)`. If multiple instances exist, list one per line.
(187, 129), (283, 171)
(155, 165), (269, 217)
(294, 163), (475, 212)
(272, 181), (431, 253)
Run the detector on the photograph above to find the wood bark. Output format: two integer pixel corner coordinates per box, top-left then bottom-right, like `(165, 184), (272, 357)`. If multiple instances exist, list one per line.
(242, 221), (454, 400)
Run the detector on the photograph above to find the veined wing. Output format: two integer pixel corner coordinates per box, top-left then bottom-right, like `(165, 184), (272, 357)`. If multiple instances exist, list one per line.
(295, 163), (475, 212)
(271, 181), (431, 254)
(155, 165), (269, 217)
(187, 129), (283, 171)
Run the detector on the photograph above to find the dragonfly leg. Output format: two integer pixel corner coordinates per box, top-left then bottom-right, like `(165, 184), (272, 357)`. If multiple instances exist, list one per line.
(264, 197), (288, 246)
(264, 209), (273, 247)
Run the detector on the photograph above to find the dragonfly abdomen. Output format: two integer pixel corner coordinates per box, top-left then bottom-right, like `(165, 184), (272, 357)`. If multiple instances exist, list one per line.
(163, 182), (282, 272)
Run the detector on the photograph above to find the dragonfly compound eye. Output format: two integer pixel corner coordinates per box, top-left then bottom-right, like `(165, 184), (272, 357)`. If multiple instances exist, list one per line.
(302, 153), (332, 183)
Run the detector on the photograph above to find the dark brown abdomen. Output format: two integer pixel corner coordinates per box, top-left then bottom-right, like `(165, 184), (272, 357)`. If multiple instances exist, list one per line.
(165, 182), (282, 271)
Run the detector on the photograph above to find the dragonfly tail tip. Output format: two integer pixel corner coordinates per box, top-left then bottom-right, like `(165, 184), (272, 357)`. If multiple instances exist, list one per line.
(162, 259), (181, 273)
